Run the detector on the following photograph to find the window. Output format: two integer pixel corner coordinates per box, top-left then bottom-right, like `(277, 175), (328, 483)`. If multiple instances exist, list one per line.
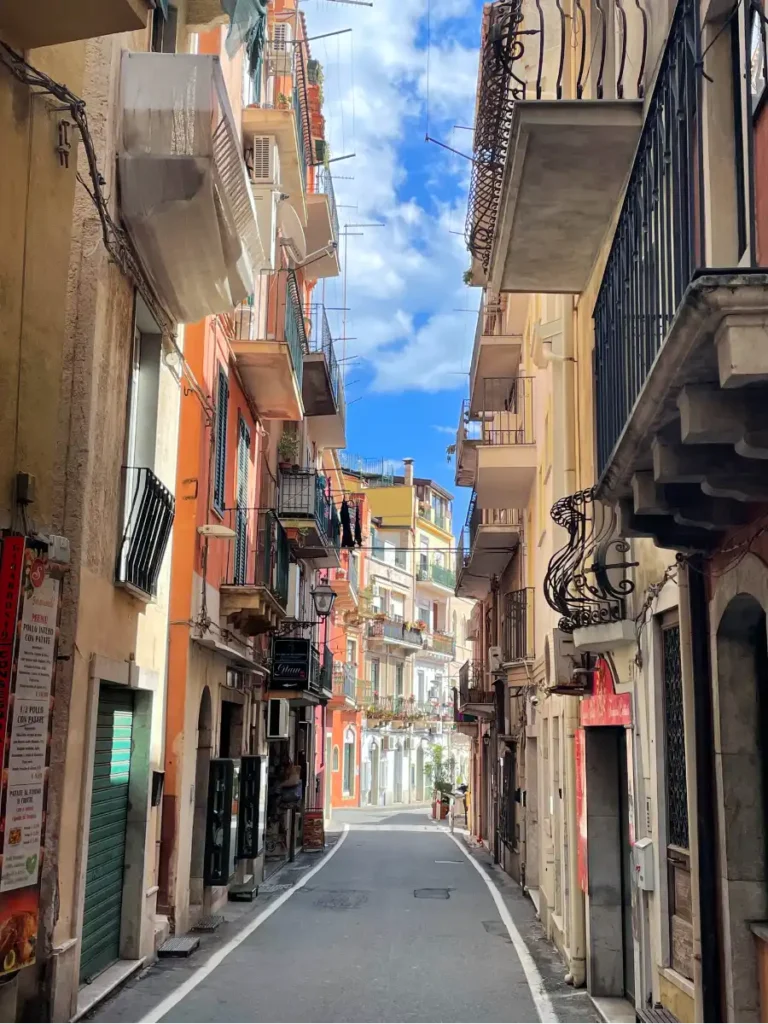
(213, 369), (229, 514)
(332, 746), (340, 772)
(417, 670), (426, 703)
(151, 4), (178, 52)
(343, 729), (355, 795)
(346, 638), (357, 666)
(394, 545), (407, 570)
(371, 527), (384, 560)
(752, 1), (767, 116)
(126, 312), (162, 474)
(417, 605), (431, 628)
(390, 594), (405, 621)
(395, 663), (404, 696)
(233, 418), (251, 585)
(369, 658), (380, 691)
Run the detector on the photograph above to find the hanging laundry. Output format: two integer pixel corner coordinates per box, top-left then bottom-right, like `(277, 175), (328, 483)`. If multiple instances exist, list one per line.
(354, 502), (363, 547)
(340, 499), (354, 548)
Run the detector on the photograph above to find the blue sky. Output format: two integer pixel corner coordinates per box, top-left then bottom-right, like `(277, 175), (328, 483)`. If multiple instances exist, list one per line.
(305, 0), (485, 534)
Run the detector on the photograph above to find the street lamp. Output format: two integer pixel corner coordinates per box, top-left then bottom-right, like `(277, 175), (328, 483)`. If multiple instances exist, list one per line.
(311, 581), (336, 620)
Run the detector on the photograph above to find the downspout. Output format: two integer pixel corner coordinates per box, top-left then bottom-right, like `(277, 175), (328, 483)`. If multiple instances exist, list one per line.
(559, 298), (586, 987)
(687, 557), (723, 1021)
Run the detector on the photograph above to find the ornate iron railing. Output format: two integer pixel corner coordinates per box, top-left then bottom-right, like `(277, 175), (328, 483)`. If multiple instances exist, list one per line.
(465, 0), (647, 274)
(502, 587), (534, 662)
(458, 660), (492, 705)
(222, 509), (290, 610)
(461, 376), (534, 446)
(117, 467), (175, 598)
(277, 470), (341, 551)
(416, 559), (456, 589)
(594, 0), (700, 477)
(544, 487), (637, 633)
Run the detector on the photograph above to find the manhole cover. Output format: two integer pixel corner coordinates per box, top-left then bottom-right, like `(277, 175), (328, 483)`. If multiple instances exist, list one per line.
(313, 890), (369, 910)
(414, 888), (451, 899)
(157, 936), (200, 958)
(192, 915), (223, 932)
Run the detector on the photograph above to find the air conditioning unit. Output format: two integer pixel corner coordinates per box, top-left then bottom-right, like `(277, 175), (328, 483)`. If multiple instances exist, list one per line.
(267, 23), (293, 75)
(247, 136), (280, 185)
(543, 629), (578, 689)
(267, 698), (290, 740)
(488, 645), (503, 673)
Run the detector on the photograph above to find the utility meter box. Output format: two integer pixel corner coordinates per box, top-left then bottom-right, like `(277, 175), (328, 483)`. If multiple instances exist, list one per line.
(633, 837), (654, 891)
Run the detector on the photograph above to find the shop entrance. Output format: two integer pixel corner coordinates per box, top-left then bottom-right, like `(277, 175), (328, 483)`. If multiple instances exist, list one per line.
(584, 726), (634, 1002)
(189, 687), (212, 909)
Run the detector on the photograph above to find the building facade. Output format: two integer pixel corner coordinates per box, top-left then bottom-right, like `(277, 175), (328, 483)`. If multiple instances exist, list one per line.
(456, 1), (768, 1021)
(0, 0), (346, 1018)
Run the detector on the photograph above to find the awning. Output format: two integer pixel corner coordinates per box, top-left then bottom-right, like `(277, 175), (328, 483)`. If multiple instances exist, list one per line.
(119, 52), (265, 324)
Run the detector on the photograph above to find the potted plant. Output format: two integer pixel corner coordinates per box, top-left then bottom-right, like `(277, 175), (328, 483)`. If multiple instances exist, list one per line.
(278, 429), (300, 469)
(276, 92), (290, 110)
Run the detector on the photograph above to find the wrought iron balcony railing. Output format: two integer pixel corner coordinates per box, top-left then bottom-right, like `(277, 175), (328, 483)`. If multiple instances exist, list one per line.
(544, 487), (637, 634)
(363, 694), (445, 721)
(116, 467), (175, 599)
(460, 376), (534, 446)
(423, 632), (456, 657)
(416, 559), (456, 589)
(594, 0), (699, 477)
(367, 618), (423, 647)
(278, 470), (341, 551)
(223, 508), (290, 609)
(458, 660), (491, 705)
(502, 587), (534, 663)
(332, 661), (356, 700)
(310, 165), (339, 241)
(466, 0), (647, 274)
(308, 302), (344, 419)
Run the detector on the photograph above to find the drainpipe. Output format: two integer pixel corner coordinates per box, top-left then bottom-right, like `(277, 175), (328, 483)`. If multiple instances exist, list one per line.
(687, 557), (723, 1020)
(557, 298), (586, 987)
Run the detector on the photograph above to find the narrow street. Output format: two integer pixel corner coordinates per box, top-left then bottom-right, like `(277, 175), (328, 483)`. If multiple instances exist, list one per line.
(88, 809), (597, 1024)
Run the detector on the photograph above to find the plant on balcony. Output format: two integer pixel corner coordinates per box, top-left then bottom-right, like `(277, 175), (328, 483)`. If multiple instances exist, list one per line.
(413, 619), (428, 632)
(276, 92), (291, 110)
(277, 429), (300, 469)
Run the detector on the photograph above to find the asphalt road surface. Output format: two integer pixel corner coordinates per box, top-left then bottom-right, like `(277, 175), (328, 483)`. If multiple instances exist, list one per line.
(90, 808), (597, 1024)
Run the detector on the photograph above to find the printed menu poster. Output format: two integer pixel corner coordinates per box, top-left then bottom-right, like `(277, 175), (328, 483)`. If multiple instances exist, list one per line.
(0, 783), (44, 892)
(14, 576), (58, 703)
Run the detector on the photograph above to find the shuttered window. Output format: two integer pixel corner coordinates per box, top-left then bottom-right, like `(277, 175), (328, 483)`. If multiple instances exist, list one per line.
(213, 369), (229, 514)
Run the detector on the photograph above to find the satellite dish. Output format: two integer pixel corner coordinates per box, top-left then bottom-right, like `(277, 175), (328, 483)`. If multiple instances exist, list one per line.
(277, 199), (307, 264)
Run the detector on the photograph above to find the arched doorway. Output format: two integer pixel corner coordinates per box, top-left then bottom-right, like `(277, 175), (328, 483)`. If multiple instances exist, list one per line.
(189, 687), (213, 909)
(394, 741), (403, 803)
(714, 592), (768, 1020)
(370, 740), (380, 806)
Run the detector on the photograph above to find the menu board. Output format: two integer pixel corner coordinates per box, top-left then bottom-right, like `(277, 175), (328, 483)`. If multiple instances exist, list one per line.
(0, 542), (59, 975)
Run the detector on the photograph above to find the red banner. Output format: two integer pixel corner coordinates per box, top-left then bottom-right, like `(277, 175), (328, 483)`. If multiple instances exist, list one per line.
(0, 537), (25, 773)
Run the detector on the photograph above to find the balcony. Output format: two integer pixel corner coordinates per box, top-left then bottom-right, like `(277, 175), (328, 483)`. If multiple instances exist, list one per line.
(465, 0), (643, 292)
(329, 551), (359, 612)
(456, 377), (536, 508)
(468, 295), (527, 414)
(116, 467), (175, 601)
(367, 617), (423, 651)
(502, 588), (534, 664)
(594, 1), (768, 548)
(422, 632), (456, 660)
(277, 470), (341, 568)
(119, 54), (265, 324)
(1, 0), (150, 49)
(415, 559), (455, 593)
(456, 491), (521, 599)
(417, 503), (451, 534)
(242, 80), (312, 224)
(331, 662), (357, 705)
(302, 304), (346, 448)
(220, 511), (290, 637)
(232, 272), (305, 420)
(305, 167), (341, 279)
(269, 637), (333, 705)
(458, 661), (495, 717)
(364, 695), (443, 726)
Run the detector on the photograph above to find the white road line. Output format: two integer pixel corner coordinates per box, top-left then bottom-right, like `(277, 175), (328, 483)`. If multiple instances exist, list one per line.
(345, 824), (441, 831)
(445, 832), (559, 1024)
(139, 825), (350, 1024)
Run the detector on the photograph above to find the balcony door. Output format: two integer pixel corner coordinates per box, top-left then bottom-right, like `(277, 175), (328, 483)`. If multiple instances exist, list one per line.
(234, 418), (251, 585)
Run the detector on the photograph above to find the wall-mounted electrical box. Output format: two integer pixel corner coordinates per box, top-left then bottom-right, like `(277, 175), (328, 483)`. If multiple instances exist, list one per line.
(633, 837), (654, 891)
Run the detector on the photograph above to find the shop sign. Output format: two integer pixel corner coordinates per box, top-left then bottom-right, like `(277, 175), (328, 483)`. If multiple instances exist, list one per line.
(271, 637), (310, 688)
(0, 542), (60, 976)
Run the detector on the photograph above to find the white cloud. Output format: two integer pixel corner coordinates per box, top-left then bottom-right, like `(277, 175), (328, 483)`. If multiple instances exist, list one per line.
(307, 0), (482, 394)
(433, 424), (458, 435)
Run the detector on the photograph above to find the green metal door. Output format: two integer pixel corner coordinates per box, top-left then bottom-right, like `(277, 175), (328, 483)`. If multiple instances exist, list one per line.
(80, 686), (134, 983)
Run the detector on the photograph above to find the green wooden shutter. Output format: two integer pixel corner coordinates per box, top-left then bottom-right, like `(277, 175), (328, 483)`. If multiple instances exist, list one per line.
(214, 369), (229, 513)
(234, 419), (250, 584)
(204, 759), (234, 886)
(80, 687), (134, 983)
(237, 755), (265, 859)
